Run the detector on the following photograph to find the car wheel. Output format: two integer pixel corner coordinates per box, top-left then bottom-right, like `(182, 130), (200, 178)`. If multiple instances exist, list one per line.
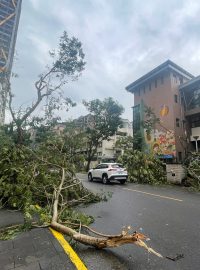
(119, 179), (126, 184)
(102, 174), (109, 185)
(88, 173), (93, 182)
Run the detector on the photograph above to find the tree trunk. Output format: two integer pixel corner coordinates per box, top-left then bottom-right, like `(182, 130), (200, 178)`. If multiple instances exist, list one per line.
(17, 125), (23, 145)
(86, 159), (91, 172)
(49, 166), (163, 257)
(85, 148), (93, 171)
(86, 145), (98, 171)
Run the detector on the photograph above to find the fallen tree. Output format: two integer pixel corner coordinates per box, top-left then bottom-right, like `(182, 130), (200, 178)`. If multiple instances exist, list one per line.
(50, 164), (162, 256)
(0, 29), (163, 259)
(0, 136), (162, 258)
(119, 149), (167, 185)
(184, 152), (200, 190)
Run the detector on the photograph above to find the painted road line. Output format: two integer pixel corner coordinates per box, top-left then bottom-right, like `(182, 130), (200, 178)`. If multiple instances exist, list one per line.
(123, 188), (183, 202)
(50, 228), (88, 270)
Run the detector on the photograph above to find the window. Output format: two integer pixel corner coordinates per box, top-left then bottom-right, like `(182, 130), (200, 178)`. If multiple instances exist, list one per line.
(138, 89), (140, 96)
(161, 76), (164, 84)
(155, 79), (157, 88)
(95, 164), (103, 169)
(174, 94), (178, 103)
(149, 83), (151, 91)
(98, 142), (102, 147)
(173, 73), (177, 83)
(176, 118), (180, 127)
(179, 76), (183, 84)
(143, 86), (145, 94)
(191, 115), (200, 128)
(101, 164), (108, 168)
(191, 88), (200, 109)
(132, 104), (140, 134)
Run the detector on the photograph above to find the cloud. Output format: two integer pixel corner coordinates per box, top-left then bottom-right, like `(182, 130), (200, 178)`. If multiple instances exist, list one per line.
(10, 0), (200, 122)
(28, 0), (40, 10)
(28, 34), (51, 67)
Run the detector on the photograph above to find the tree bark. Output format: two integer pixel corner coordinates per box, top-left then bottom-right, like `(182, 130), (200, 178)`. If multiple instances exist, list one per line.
(50, 166), (163, 257)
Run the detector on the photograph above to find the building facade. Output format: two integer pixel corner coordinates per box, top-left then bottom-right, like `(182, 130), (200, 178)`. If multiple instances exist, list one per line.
(97, 118), (133, 162)
(126, 60), (200, 163)
(180, 76), (200, 153)
(0, 0), (22, 124)
(46, 116), (133, 167)
(74, 115), (133, 166)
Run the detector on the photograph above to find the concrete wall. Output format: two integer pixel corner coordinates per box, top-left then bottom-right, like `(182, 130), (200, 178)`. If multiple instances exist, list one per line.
(166, 164), (186, 184)
(191, 127), (200, 140)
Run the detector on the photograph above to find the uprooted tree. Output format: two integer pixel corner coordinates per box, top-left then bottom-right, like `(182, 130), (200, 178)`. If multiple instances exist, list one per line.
(0, 31), (163, 258)
(118, 149), (167, 185)
(0, 132), (162, 257)
(184, 152), (200, 190)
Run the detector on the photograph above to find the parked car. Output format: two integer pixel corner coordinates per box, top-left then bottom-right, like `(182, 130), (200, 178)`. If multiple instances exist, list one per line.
(88, 163), (128, 184)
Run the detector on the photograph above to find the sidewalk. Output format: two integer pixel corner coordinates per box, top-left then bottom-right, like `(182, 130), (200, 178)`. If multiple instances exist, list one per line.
(0, 210), (24, 229)
(0, 210), (76, 270)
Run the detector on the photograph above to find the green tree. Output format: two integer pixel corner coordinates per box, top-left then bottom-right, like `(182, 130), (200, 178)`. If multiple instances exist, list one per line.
(61, 121), (86, 170)
(143, 105), (160, 137)
(119, 150), (166, 185)
(115, 132), (143, 153)
(6, 31), (85, 144)
(184, 153), (200, 190)
(83, 97), (124, 171)
(133, 131), (143, 151)
(115, 135), (133, 150)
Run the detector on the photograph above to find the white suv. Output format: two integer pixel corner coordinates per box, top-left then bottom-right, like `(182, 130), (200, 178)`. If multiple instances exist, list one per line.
(88, 163), (128, 184)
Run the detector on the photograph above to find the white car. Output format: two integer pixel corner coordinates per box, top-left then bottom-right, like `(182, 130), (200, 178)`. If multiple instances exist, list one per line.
(88, 163), (128, 184)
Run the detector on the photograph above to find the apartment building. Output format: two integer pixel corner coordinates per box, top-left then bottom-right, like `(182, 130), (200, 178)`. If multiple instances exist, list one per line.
(74, 115), (133, 164)
(126, 60), (200, 162)
(97, 118), (133, 162)
(0, 0), (22, 124)
(42, 116), (132, 165)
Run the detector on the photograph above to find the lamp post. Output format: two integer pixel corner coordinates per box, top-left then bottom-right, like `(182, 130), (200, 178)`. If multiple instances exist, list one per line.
(193, 136), (199, 152)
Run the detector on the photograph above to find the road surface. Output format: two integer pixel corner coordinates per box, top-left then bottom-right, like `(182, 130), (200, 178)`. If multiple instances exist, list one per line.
(75, 174), (200, 270)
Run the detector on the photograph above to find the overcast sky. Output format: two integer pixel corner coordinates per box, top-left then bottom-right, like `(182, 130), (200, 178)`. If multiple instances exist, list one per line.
(10, 0), (200, 121)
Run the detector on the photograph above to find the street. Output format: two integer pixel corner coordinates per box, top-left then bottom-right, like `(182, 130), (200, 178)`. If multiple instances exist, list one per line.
(75, 174), (200, 270)
(1, 175), (199, 270)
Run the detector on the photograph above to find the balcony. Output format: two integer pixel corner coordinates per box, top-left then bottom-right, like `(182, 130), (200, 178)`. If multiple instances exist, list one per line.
(185, 107), (200, 117)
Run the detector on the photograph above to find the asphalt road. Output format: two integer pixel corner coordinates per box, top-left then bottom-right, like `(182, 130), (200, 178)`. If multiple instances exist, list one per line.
(76, 174), (200, 270)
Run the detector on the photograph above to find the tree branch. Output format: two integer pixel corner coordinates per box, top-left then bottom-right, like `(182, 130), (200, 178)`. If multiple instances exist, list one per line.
(49, 164), (163, 257)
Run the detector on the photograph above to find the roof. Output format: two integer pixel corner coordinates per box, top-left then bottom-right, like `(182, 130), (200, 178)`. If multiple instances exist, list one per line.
(126, 60), (194, 93)
(179, 75), (200, 91)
